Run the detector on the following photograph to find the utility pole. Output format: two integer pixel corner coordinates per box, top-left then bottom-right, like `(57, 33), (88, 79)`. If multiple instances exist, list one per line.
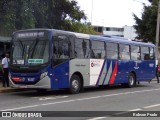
(156, 0), (160, 63)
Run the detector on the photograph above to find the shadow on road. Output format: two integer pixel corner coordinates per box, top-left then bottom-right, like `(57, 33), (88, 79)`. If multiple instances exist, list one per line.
(10, 82), (152, 97)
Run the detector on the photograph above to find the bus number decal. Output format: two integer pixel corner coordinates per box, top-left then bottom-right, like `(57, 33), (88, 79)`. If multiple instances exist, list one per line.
(40, 72), (48, 79)
(149, 63), (154, 67)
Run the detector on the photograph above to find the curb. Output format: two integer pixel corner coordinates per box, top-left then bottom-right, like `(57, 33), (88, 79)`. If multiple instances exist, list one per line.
(0, 89), (12, 93)
(0, 81), (25, 93)
(0, 88), (21, 93)
(0, 88), (30, 93)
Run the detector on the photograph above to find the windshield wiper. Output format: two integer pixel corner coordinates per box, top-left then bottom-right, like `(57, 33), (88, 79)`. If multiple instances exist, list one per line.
(29, 38), (39, 58)
(18, 39), (25, 57)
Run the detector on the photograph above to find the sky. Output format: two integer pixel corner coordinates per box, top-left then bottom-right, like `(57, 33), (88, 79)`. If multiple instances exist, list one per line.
(76, 0), (151, 27)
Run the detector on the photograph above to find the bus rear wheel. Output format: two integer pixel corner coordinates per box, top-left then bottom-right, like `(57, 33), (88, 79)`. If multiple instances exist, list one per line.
(69, 75), (82, 94)
(127, 73), (136, 88)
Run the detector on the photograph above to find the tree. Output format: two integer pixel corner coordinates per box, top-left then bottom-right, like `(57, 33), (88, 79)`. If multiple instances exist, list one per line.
(0, 0), (96, 35)
(0, 0), (36, 31)
(63, 20), (97, 34)
(133, 0), (158, 43)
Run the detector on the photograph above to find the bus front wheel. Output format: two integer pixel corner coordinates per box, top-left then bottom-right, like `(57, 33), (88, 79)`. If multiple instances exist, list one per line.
(127, 73), (136, 88)
(69, 75), (81, 94)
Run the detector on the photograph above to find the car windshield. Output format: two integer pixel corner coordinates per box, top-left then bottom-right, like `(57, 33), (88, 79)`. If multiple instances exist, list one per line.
(12, 38), (49, 65)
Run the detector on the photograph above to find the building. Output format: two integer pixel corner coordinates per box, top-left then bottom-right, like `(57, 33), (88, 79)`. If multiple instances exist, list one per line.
(94, 25), (137, 40)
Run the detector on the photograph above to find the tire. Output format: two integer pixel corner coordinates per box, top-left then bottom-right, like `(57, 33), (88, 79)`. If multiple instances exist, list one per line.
(69, 75), (82, 94)
(127, 73), (136, 88)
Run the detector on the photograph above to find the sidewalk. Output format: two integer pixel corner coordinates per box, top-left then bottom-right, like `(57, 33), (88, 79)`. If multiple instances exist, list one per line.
(0, 82), (17, 93)
(0, 81), (24, 93)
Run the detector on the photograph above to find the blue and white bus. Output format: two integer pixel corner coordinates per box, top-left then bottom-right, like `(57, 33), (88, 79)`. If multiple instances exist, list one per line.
(9, 29), (156, 93)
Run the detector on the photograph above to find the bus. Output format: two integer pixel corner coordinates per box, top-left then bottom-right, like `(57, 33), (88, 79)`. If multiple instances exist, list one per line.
(9, 29), (156, 93)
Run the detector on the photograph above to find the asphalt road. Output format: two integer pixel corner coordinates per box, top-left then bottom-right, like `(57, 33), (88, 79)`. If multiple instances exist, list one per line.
(0, 81), (160, 120)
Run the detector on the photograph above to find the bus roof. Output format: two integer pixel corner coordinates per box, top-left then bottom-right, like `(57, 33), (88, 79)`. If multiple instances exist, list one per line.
(14, 29), (155, 48)
(51, 29), (155, 47)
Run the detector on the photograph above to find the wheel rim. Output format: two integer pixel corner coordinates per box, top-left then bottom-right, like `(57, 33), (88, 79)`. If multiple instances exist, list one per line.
(72, 79), (79, 91)
(129, 75), (134, 86)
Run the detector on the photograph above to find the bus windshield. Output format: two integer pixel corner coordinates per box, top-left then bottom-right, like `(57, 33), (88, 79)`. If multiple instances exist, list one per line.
(12, 38), (49, 65)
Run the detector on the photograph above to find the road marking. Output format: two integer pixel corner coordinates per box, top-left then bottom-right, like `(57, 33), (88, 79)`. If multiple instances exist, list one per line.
(87, 104), (160, 120)
(39, 96), (68, 100)
(143, 104), (160, 109)
(128, 108), (142, 111)
(87, 109), (142, 120)
(1, 105), (39, 111)
(32, 96), (68, 100)
(1, 88), (160, 111)
(87, 117), (107, 120)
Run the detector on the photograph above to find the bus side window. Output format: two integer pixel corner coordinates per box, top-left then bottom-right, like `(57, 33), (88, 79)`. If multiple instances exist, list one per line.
(53, 40), (59, 58)
(144, 54), (150, 60)
(150, 47), (155, 60)
(119, 44), (130, 60)
(52, 35), (70, 67)
(131, 45), (140, 60)
(106, 43), (118, 59)
(54, 35), (70, 59)
(141, 47), (150, 60)
(91, 41), (105, 59)
(75, 39), (90, 58)
(59, 41), (70, 59)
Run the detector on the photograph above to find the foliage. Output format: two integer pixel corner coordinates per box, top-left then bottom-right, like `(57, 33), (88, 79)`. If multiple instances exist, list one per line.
(133, 0), (158, 43)
(63, 20), (97, 34)
(0, 0), (96, 35)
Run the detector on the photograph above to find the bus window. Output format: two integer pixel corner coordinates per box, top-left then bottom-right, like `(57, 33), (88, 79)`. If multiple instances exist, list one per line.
(119, 44), (130, 60)
(131, 45), (140, 60)
(91, 41), (105, 59)
(150, 47), (154, 60)
(106, 43), (118, 59)
(141, 47), (150, 60)
(75, 39), (90, 58)
(53, 35), (70, 59)
(59, 41), (70, 58)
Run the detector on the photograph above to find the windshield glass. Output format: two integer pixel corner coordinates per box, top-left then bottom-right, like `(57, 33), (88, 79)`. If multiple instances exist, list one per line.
(12, 39), (49, 65)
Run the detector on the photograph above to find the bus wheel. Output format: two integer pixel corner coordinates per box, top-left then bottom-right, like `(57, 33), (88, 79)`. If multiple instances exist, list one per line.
(69, 75), (81, 94)
(127, 73), (136, 88)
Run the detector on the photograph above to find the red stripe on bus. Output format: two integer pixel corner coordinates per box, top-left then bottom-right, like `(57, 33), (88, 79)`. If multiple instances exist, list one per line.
(109, 61), (118, 85)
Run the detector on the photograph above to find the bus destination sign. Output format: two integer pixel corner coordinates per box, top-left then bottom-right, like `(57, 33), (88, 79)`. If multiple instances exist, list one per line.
(16, 32), (45, 39)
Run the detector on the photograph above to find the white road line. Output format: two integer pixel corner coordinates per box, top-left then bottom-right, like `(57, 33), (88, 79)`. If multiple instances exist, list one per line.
(143, 104), (160, 109)
(87, 117), (107, 120)
(87, 104), (160, 120)
(32, 96), (54, 98)
(32, 96), (68, 100)
(128, 108), (142, 111)
(1, 105), (39, 111)
(87, 109), (142, 120)
(39, 96), (68, 101)
(1, 88), (160, 111)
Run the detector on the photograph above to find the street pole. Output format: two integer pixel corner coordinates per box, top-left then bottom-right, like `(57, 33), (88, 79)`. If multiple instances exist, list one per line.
(156, 0), (160, 63)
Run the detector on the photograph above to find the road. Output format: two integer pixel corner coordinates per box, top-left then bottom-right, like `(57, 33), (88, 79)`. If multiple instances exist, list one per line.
(0, 82), (160, 120)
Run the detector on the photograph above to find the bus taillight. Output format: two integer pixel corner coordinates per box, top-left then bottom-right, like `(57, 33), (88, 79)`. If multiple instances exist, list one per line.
(12, 77), (22, 82)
